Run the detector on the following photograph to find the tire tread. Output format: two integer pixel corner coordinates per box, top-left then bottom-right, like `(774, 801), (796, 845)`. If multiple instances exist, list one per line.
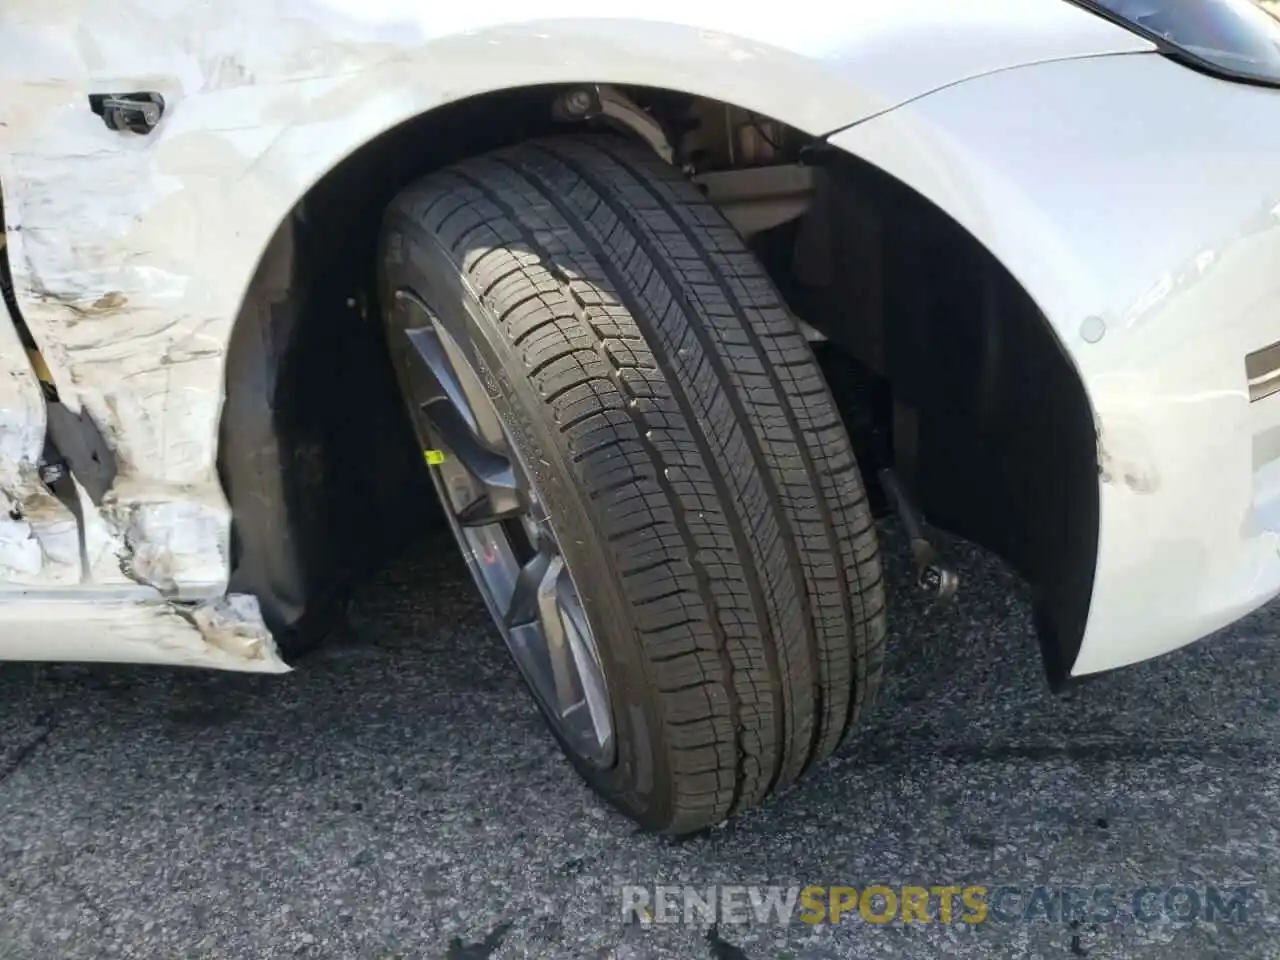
(386, 136), (886, 833)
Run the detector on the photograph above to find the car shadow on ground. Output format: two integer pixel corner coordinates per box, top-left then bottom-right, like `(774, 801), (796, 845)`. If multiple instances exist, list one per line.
(1, 524), (1278, 959)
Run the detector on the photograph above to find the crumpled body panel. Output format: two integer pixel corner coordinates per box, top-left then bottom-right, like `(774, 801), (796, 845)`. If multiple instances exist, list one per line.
(0, 0), (1145, 667)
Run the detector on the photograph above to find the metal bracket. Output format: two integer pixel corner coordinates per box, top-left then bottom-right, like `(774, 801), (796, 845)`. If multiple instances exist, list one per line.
(552, 85), (674, 164)
(88, 92), (165, 135)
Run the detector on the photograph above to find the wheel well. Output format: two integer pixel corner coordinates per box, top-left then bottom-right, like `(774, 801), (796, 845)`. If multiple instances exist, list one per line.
(787, 152), (1099, 687)
(219, 86), (1098, 681)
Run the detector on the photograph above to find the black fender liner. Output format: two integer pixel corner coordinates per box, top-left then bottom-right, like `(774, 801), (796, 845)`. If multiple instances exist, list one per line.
(795, 156), (1099, 688)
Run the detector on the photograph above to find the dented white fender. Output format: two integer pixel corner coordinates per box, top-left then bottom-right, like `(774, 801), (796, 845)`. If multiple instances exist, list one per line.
(0, 0), (1147, 668)
(829, 52), (1280, 674)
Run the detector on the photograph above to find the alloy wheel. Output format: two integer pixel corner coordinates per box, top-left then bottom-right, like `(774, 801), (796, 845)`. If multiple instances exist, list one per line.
(391, 287), (615, 767)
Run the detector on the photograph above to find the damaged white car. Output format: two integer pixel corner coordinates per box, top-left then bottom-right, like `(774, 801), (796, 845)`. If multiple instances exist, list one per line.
(2, 0), (1279, 833)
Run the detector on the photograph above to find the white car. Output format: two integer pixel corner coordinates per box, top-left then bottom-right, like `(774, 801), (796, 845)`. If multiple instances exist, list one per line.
(1, 0), (1278, 833)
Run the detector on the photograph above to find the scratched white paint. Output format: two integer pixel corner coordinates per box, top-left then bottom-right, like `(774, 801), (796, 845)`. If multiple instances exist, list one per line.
(0, 587), (289, 671)
(0, 294), (81, 585)
(0, 0), (1145, 666)
(0, 0), (1274, 677)
(830, 53), (1280, 675)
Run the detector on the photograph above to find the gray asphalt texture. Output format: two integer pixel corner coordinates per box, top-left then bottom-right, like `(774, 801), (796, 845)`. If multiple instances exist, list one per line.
(2, 523), (1279, 959)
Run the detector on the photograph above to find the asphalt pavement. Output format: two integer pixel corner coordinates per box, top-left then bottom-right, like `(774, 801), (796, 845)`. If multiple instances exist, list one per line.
(2, 523), (1279, 959)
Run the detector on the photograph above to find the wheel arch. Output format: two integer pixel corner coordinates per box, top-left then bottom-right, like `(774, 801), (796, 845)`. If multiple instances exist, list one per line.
(219, 73), (1100, 679)
(215, 75), (861, 645)
(817, 107), (1105, 688)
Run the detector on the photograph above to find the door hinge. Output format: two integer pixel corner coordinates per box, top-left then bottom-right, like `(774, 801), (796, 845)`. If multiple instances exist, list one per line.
(88, 92), (165, 135)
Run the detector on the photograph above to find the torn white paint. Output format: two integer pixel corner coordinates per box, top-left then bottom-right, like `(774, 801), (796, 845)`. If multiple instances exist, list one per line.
(1096, 421), (1161, 495)
(0, 587), (289, 672)
(0, 288), (81, 585)
(79, 484), (134, 585)
(101, 480), (228, 599)
(0, 0), (1147, 668)
(187, 593), (280, 663)
(0, 0), (1144, 561)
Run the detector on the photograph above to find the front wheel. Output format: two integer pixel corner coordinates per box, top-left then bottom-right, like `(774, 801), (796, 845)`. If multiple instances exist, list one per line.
(379, 135), (886, 834)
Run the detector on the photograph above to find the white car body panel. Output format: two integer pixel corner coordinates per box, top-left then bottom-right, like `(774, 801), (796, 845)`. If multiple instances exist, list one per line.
(0, 589), (290, 672)
(0, 0), (1274, 677)
(829, 52), (1280, 675)
(0, 0), (1148, 668)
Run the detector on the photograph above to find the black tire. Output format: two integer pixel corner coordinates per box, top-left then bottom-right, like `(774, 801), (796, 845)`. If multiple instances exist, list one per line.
(379, 135), (886, 834)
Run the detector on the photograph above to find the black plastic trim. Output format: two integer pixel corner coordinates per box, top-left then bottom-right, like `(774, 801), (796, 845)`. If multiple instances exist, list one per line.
(1063, 0), (1280, 89)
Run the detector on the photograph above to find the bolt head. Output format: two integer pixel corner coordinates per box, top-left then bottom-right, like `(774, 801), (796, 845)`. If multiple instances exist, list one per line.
(564, 89), (593, 115)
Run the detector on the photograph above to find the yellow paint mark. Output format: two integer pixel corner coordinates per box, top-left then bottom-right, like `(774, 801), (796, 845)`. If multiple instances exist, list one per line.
(424, 449), (447, 465)
(25, 348), (55, 387)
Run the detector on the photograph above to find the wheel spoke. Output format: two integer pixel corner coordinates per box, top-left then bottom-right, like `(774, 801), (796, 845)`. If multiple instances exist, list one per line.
(398, 291), (523, 526)
(506, 553), (591, 735)
(535, 556), (581, 718)
(505, 549), (552, 629)
(398, 289), (508, 448)
(404, 324), (479, 435)
(559, 588), (613, 753)
(421, 395), (523, 519)
(456, 491), (524, 527)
